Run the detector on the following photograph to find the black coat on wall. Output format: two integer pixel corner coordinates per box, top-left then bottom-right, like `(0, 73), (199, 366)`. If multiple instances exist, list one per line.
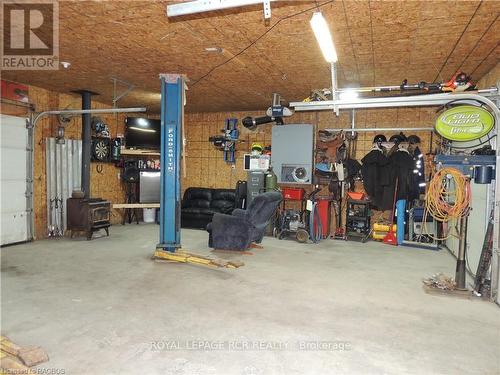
(361, 147), (389, 209)
(381, 149), (415, 210)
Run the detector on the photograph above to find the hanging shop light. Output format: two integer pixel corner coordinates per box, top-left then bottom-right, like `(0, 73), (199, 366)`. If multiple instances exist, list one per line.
(339, 90), (359, 101)
(310, 11), (337, 63)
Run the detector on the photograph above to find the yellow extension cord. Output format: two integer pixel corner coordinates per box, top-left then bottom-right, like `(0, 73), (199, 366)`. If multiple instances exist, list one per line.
(422, 167), (471, 240)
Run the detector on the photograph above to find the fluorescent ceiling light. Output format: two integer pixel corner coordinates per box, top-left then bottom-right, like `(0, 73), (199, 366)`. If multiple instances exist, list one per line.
(339, 90), (359, 101)
(204, 47), (223, 53)
(167, 0), (275, 19)
(310, 11), (337, 63)
(129, 126), (156, 133)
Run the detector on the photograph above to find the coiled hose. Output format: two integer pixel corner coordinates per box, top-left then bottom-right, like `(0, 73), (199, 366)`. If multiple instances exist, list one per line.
(423, 167), (471, 240)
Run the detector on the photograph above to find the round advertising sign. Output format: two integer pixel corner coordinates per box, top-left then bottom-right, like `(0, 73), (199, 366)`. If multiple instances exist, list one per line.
(435, 105), (495, 142)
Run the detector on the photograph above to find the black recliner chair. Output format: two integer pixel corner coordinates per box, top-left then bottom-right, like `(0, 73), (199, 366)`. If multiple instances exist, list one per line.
(207, 191), (283, 250)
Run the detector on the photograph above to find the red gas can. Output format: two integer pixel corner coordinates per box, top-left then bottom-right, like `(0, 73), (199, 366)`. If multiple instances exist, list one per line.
(282, 188), (305, 200)
(315, 197), (332, 238)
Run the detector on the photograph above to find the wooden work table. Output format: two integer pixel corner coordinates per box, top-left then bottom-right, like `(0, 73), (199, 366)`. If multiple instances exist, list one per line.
(113, 203), (159, 224)
(113, 203), (160, 209)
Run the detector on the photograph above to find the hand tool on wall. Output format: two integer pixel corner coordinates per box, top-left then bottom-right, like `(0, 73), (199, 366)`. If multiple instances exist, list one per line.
(208, 118), (239, 163)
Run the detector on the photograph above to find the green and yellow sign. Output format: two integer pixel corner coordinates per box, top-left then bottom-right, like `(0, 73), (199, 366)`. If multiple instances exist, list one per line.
(435, 105), (495, 141)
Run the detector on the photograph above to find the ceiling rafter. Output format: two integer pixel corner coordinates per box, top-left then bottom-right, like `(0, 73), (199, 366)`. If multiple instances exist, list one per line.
(433, 1), (482, 82)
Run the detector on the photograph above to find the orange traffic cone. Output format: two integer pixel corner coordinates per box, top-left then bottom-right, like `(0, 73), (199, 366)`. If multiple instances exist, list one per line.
(383, 227), (397, 245)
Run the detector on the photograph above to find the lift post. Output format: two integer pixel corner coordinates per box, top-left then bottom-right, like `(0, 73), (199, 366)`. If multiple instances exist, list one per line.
(157, 74), (184, 252)
(153, 74), (244, 268)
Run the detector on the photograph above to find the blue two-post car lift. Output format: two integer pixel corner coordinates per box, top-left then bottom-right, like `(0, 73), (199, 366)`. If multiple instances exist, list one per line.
(152, 74), (243, 268)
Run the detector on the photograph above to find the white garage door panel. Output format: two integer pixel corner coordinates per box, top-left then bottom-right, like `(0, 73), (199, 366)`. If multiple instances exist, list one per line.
(1, 181), (26, 212)
(0, 212), (27, 245)
(1, 114), (28, 246)
(1, 150), (26, 180)
(1, 118), (27, 147)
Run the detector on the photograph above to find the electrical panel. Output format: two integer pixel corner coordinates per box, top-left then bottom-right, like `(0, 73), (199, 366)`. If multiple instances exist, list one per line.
(271, 124), (313, 185)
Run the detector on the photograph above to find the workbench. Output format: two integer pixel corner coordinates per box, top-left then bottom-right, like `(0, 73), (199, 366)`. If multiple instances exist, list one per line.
(113, 203), (160, 224)
(113, 203), (160, 209)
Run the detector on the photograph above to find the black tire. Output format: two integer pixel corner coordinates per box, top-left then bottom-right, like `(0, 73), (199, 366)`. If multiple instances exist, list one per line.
(296, 229), (309, 243)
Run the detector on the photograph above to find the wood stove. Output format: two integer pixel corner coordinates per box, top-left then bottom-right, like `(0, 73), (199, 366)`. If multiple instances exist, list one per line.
(66, 90), (111, 240)
(67, 198), (111, 240)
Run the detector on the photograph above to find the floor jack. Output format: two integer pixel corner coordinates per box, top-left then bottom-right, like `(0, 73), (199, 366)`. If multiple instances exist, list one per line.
(154, 74), (244, 269)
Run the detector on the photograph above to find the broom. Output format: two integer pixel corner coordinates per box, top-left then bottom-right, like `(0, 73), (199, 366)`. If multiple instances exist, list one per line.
(383, 177), (398, 246)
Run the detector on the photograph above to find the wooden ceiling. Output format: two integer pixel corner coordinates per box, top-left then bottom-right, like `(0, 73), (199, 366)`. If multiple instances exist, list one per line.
(3, 0), (499, 113)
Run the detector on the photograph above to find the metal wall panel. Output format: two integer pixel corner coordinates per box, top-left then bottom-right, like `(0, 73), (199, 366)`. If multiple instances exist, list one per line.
(271, 124), (314, 184)
(45, 138), (82, 236)
(446, 183), (488, 274)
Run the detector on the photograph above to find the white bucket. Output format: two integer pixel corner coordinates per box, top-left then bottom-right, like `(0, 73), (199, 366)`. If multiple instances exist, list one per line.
(143, 208), (155, 223)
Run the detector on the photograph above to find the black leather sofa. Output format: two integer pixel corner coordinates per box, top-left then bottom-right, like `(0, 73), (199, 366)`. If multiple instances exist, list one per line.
(181, 187), (236, 229)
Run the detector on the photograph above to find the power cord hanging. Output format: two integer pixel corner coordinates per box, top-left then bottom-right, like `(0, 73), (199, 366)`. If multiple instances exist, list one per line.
(423, 167), (471, 240)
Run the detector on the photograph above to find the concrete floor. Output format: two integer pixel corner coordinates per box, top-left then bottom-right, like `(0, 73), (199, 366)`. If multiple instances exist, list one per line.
(1, 225), (499, 375)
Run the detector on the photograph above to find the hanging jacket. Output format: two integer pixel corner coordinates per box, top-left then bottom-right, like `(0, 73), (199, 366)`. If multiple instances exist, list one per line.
(381, 148), (415, 210)
(361, 146), (389, 209)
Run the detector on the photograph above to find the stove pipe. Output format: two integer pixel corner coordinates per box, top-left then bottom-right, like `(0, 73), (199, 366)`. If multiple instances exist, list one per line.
(74, 90), (98, 199)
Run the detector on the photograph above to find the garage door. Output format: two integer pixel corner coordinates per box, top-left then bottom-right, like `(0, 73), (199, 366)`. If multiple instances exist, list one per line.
(1, 114), (28, 245)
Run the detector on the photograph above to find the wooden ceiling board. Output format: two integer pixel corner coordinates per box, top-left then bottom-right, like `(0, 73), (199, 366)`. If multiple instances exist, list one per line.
(369, 1), (421, 25)
(342, 1), (372, 29)
(419, 0), (480, 18)
(2, 0), (498, 113)
(473, 49), (500, 77)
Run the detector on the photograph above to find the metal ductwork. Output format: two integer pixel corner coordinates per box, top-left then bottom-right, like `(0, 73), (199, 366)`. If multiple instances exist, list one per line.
(242, 115), (284, 130)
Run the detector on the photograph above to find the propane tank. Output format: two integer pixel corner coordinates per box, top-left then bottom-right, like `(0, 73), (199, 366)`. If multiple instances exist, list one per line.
(265, 167), (278, 192)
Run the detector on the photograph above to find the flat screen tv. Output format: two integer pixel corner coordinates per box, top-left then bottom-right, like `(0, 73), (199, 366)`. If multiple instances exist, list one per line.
(124, 117), (161, 149)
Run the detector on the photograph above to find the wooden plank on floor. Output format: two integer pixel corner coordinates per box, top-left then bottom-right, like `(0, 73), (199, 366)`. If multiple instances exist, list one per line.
(0, 336), (21, 356)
